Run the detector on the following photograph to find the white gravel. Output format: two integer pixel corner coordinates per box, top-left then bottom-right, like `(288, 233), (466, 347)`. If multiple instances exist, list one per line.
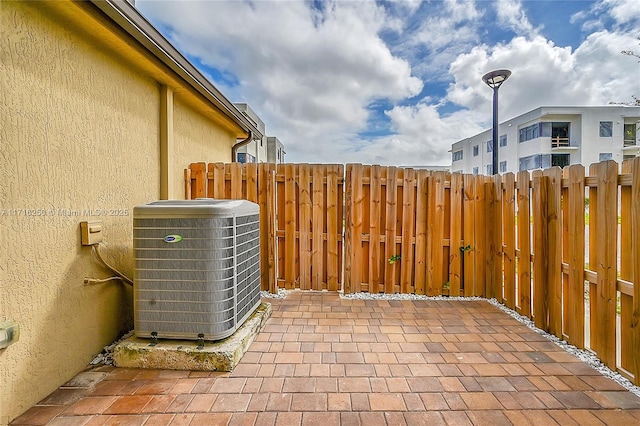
(90, 330), (133, 366)
(260, 288), (288, 299)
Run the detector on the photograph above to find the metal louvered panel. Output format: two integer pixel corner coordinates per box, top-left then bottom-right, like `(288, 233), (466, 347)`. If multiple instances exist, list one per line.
(133, 199), (260, 341)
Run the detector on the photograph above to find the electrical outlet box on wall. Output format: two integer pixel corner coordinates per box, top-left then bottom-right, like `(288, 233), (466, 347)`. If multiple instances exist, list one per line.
(80, 221), (103, 245)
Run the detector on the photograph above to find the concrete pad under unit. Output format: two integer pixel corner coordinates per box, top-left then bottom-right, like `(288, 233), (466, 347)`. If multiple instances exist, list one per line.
(112, 302), (271, 372)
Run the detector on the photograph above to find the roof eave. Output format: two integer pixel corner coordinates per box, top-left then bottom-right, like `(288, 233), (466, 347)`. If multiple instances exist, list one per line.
(88, 0), (263, 140)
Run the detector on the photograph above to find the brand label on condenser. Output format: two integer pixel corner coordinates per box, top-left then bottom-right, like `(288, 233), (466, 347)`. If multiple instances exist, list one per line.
(163, 234), (183, 243)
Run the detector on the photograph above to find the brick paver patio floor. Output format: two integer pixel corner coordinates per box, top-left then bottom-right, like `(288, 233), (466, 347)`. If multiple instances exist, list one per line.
(12, 291), (640, 425)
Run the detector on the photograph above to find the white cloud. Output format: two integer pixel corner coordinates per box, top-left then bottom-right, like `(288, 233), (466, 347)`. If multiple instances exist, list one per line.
(138, 0), (640, 167)
(139, 0), (422, 162)
(573, 0), (640, 31)
(445, 31), (640, 119)
(494, 0), (540, 38)
(598, 0), (640, 26)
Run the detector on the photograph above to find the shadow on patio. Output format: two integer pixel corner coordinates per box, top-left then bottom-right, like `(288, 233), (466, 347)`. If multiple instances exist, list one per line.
(12, 291), (640, 425)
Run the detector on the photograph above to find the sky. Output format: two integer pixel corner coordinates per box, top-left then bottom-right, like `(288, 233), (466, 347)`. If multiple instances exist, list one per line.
(136, 0), (640, 167)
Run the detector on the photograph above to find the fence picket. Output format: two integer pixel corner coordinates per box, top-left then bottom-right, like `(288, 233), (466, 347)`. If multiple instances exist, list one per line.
(502, 173), (516, 309)
(544, 167), (563, 338)
(299, 164), (312, 290)
(326, 165), (342, 291)
(449, 173), (463, 296)
(516, 171), (531, 316)
(532, 171), (549, 331)
(369, 165), (382, 293)
(312, 166), (324, 290)
(210, 163), (224, 198)
(463, 174), (476, 296)
(400, 168), (416, 294)
(630, 157), (640, 385)
(426, 172), (446, 295)
(594, 161), (619, 369)
(414, 170), (429, 295)
(475, 176), (487, 298)
(284, 164), (297, 289)
(190, 162), (206, 199)
(566, 165), (585, 348)
(385, 167), (399, 294)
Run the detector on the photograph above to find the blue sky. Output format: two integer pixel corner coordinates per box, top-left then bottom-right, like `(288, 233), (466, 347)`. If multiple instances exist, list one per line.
(137, 0), (640, 166)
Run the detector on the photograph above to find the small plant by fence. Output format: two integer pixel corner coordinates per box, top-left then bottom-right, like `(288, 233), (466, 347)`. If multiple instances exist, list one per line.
(186, 158), (640, 385)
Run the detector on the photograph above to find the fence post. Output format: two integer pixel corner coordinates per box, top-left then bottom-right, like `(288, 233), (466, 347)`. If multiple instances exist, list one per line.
(631, 157), (640, 385)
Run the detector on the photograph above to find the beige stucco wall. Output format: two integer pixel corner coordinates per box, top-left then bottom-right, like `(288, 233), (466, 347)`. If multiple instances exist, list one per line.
(0, 2), (239, 423)
(171, 97), (235, 198)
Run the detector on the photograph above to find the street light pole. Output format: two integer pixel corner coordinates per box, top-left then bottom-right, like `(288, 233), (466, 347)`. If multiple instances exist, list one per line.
(482, 69), (511, 175)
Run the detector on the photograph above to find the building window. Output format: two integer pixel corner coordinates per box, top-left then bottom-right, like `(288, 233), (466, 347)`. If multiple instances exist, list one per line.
(473, 145), (479, 156)
(472, 167), (479, 175)
(545, 122), (570, 147)
(499, 135), (507, 147)
(486, 141), (493, 152)
(551, 154), (570, 168)
(599, 152), (613, 161)
(519, 154), (551, 171)
(624, 154), (637, 161)
(499, 161), (507, 173)
(599, 121), (613, 137)
(624, 124), (637, 146)
(519, 123), (540, 143)
(237, 153), (255, 164)
(452, 150), (463, 161)
(486, 164), (493, 175)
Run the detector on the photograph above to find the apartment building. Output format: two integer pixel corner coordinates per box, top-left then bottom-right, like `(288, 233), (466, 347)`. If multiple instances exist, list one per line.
(451, 106), (640, 175)
(235, 103), (286, 164)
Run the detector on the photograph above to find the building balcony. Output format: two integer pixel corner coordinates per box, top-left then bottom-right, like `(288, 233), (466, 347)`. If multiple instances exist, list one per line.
(551, 136), (570, 148)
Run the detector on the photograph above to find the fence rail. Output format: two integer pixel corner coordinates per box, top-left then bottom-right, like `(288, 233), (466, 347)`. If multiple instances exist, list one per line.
(186, 158), (640, 385)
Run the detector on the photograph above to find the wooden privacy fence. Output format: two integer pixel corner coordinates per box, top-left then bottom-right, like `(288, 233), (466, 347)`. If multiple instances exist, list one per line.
(185, 163), (344, 294)
(186, 159), (640, 385)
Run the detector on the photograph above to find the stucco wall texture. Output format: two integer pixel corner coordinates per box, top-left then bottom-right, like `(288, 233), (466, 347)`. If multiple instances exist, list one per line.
(172, 97), (236, 199)
(1, 2), (235, 423)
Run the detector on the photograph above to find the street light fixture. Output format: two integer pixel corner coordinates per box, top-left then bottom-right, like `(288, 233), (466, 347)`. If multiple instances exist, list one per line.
(482, 69), (511, 175)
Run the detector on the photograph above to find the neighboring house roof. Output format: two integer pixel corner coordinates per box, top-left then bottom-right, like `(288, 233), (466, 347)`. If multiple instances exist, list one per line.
(84, 0), (263, 140)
